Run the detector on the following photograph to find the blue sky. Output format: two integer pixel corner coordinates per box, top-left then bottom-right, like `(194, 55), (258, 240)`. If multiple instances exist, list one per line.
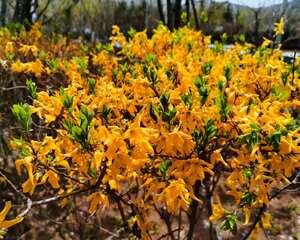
(214, 0), (289, 8)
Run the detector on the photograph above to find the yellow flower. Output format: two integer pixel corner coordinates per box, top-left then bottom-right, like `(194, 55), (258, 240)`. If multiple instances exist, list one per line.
(262, 38), (272, 48)
(262, 212), (272, 229)
(209, 204), (226, 222)
(26, 60), (43, 77)
(87, 192), (109, 215)
(40, 170), (60, 189)
(11, 61), (26, 73)
(280, 138), (292, 154)
(274, 18), (284, 36)
(19, 44), (39, 57)
(244, 207), (251, 225)
(0, 201), (23, 229)
(158, 179), (190, 214)
(209, 196), (228, 222)
(5, 42), (14, 54)
(210, 149), (228, 167)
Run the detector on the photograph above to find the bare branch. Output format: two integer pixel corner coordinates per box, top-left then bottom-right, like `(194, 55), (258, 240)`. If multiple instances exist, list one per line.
(36, 0), (52, 21)
(0, 169), (27, 200)
(242, 173), (300, 239)
(0, 86), (27, 92)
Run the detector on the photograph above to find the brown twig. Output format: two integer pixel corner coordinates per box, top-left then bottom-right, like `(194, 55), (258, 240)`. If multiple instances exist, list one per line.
(157, 228), (180, 240)
(242, 173), (300, 240)
(37, 163), (90, 187)
(17, 161), (109, 218)
(154, 205), (176, 240)
(187, 180), (201, 240)
(0, 169), (27, 200)
(0, 86), (27, 92)
(291, 51), (297, 85)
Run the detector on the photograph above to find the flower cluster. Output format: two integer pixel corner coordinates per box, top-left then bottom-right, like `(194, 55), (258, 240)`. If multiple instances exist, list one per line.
(3, 19), (300, 238)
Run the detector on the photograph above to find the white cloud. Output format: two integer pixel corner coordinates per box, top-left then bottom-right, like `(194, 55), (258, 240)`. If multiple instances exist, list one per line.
(214, 0), (289, 8)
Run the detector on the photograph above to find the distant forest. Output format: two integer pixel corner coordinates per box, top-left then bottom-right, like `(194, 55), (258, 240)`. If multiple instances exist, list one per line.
(1, 0), (300, 46)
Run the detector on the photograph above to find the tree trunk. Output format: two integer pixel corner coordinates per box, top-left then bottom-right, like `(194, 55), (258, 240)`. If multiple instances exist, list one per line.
(13, 0), (32, 26)
(167, 0), (173, 30)
(157, 0), (166, 25)
(191, 0), (199, 30)
(174, 0), (182, 29)
(254, 9), (261, 45)
(22, 0), (32, 24)
(0, 0), (7, 26)
(186, 0), (190, 22)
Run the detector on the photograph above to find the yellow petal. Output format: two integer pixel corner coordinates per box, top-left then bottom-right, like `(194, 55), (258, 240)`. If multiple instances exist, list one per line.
(0, 202), (23, 229)
(244, 207), (251, 225)
(0, 202), (11, 222)
(280, 138), (291, 154)
(47, 171), (60, 189)
(87, 192), (109, 215)
(0, 217), (23, 229)
(210, 149), (228, 167)
(56, 160), (70, 170)
(109, 179), (117, 190)
(262, 213), (272, 229)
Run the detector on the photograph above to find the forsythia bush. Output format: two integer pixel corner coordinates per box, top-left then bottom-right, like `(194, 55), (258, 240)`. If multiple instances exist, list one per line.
(2, 19), (300, 239)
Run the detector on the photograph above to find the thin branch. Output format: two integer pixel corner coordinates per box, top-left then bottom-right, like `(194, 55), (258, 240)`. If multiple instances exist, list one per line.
(291, 51), (297, 85)
(242, 173), (300, 239)
(0, 169), (27, 200)
(154, 205), (176, 240)
(37, 163), (90, 187)
(157, 228), (180, 240)
(178, 210), (182, 240)
(241, 204), (266, 240)
(36, 0), (52, 20)
(18, 161), (109, 218)
(100, 226), (120, 238)
(32, 121), (54, 130)
(0, 86), (27, 92)
(187, 180), (201, 240)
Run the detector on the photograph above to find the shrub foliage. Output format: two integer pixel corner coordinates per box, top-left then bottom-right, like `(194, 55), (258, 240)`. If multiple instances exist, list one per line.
(1, 19), (300, 239)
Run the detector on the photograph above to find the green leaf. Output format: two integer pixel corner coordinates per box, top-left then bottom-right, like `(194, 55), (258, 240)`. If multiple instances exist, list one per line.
(128, 27), (137, 39)
(221, 33), (228, 43)
(194, 76), (210, 106)
(26, 78), (37, 99)
(192, 119), (217, 154)
(200, 11), (208, 23)
(281, 71), (289, 86)
(241, 192), (256, 206)
(239, 34), (245, 43)
(224, 64), (233, 81)
(63, 119), (74, 132)
(242, 167), (253, 179)
(62, 94), (73, 112)
(48, 58), (59, 72)
(162, 105), (176, 123)
(159, 92), (170, 112)
(72, 56), (87, 70)
(181, 91), (193, 110)
(201, 61), (213, 75)
(159, 161), (170, 180)
(220, 214), (238, 235)
(267, 127), (288, 150)
(12, 104), (32, 133)
(238, 125), (261, 151)
(87, 78), (96, 94)
(101, 104), (111, 120)
(149, 102), (158, 122)
(215, 94), (230, 122)
(271, 86), (290, 101)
